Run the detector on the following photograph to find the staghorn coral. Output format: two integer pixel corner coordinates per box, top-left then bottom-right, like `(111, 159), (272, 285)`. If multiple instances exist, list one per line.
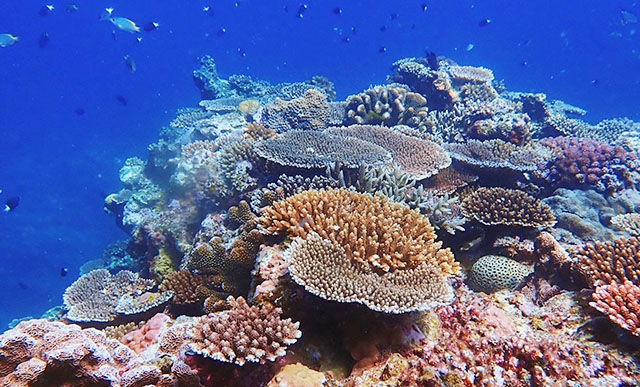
(444, 139), (556, 172)
(610, 213), (640, 236)
(540, 136), (640, 193)
(0, 319), (135, 386)
(159, 271), (222, 304)
(574, 237), (640, 286)
(63, 269), (156, 323)
(285, 232), (454, 313)
(345, 85), (428, 129)
(590, 281), (640, 337)
(261, 89), (330, 132)
(461, 187), (556, 228)
(260, 188), (459, 274)
(253, 130), (392, 169)
(243, 122), (276, 141)
(467, 255), (533, 293)
(327, 125), (451, 179)
(186, 296), (301, 366)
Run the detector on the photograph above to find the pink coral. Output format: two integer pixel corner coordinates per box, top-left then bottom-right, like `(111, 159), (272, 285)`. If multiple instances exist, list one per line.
(121, 313), (171, 353)
(590, 281), (640, 337)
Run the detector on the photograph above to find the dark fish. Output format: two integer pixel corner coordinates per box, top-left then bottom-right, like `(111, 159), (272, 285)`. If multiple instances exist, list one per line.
(66, 4), (79, 13)
(39, 4), (54, 16)
(425, 51), (438, 69)
(60, 267), (68, 277)
(379, 46), (387, 53)
(283, 5), (288, 13)
(74, 107), (85, 116)
(333, 7), (342, 15)
(350, 26), (357, 35)
(591, 79), (600, 85)
(217, 28), (226, 36)
(379, 25), (387, 32)
(390, 12), (399, 20)
(123, 54), (136, 73)
(298, 4), (307, 18)
(4, 196), (19, 212)
(18, 282), (28, 290)
(520, 60), (528, 67)
(342, 36), (350, 43)
(112, 30), (117, 40)
(479, 18), (491, 27)
(143, 22), (159, 31)
(421, 3), (427, 12)
(115, 95), (128, 105)
(39, 32), (49, 48)
(237, 47), (246, 57)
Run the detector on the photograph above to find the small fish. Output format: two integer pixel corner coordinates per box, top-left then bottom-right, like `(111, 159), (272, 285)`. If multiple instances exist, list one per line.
(479, 18), (491, 27)
(421, 3), (428, 12)
(520, 60), (528, 67)
(110, 16), (141, 33)
(298, 4), (307, 18)
(350, 26), (357, 35)
(115, 95), (128, 105)
(203, 6), (210, 12)
(60, 267), (68, 277)
(66, 4), (79, 13)
(39, 32), (49, 48)
(378, 46), (387, 53)
(466, 43), (474, 51)
(111, 30), (117, 40)
(425, 51), (438, 69)
(18, 282), (28, 290)
(591, 79), (600, 85)
(143, 22), (159, 31)
(123, 54), (136, 73)
(333, 7), (342, 15)
(217, 28), (226, 36)
(136, 37), (142, 43)
(4, 196), (20, 212)
(0, 34), (19, 48)
(390, 12), (399, 20)
(341, 36), (350, 43)
(380, 25), (387, 32)
(39, 4), (54, 16)
(99, 7), (114, 21)
(621, 9), (638, 24)
(74, 107), (85, 116)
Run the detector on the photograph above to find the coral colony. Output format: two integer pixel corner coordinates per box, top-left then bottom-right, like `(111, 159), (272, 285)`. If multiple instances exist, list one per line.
(3, 55), (640, 386)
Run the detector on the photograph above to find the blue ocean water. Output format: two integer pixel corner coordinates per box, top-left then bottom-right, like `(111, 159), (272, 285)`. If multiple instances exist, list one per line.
(0, 1), (638, 328)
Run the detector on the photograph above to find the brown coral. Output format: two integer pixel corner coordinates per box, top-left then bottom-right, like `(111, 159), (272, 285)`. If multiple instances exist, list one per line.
(260, 188), (459, 275)
(590, 281), (640, 336)
(461, 187), (556, 228)
(345, 85), (429, 129)
(159, 271), (222, 304)
(182, 140), (218, 158)
(423, 166), (478, 194)
(254, 129), (392, 169)
(186, 296), (301, 365)
(444, 139), (555, 172)
(243, 122), (276, 141)
(261, 89), (330, 132)
(228, 200), (254, 224)
(327, 125), (451, 179)
(574, 237), (640, 286)
(285, 233), (454, 313)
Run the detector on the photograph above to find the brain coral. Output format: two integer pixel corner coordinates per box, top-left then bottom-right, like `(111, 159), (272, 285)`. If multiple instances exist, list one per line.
(253, 130), (392, 169)
(574, 237), (640, 286)
(261, 89), (330, 132)
(259, 188), (459, 275)
(63, 269), (156, 323)
(285, 232), (454, 313)
(327, 125), (451, 179)
(345, 85), (428, 129)
(186, 296), (301, 366)
(461, 187), (556, 228)
(590, 281), (640, 337)
(467, 255), (533, 293)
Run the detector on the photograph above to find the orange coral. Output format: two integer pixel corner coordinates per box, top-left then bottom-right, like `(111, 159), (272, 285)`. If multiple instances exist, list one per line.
(590, 281), (640, 336)
(260, 188), (459, 275)
(574, 237), (640, 286)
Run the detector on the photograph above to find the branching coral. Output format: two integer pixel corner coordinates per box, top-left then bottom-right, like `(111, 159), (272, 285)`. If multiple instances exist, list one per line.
(285, 232), (454, 313)
(574, 237), (640, 286)
(261, 89), (330, 132)
(253, 130), (392, 169)
(186, 296), (301, 366)
(327, 125), (451, 179)
(345, 85), (428, 129)
(467, 255), (533, 293)
(444, 139), (555, 172)
(590, 281), (640, 336)
(260, 188), (459, 274)
(461, 187), (556, 228)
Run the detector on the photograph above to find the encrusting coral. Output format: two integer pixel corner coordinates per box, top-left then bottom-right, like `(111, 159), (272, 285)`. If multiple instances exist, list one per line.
(590, 281), (640, 337)
(260, 188), (459, 275)
(185, 296), (301, 366)
(285, 232), (454, 313)
(461, 187), (556, 228)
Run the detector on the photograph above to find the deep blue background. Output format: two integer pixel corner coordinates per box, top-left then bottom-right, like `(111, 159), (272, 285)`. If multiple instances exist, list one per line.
(1, 1), (639, 328)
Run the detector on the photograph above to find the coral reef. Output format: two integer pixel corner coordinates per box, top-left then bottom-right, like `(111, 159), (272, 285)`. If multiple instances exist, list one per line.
(590, 281), (640, 336)
(444, 139), (555, 172)
(186, 297), (301, 366)
(261, 89), (330, 132)
(467, 255), (533, 293)
(574, 237), (640, 286)
(461, 187), (556, 228)
(610, 213), (640, 236)
(345, 85), (428, 129)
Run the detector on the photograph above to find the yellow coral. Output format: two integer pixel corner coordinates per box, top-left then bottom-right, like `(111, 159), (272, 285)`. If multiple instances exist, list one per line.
(151, 248), (176, 282)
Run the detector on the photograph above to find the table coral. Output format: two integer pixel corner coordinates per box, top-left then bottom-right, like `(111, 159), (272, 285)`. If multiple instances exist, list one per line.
(590, 281), (640, 337)
(186, 296), (301, 366)
(444, 138), (555, 172)
(285, 232), (454, 313)
(260, 188), (459, 275)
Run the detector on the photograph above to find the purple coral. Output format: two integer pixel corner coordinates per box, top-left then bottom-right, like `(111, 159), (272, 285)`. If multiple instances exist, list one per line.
(540, 136), (640, 193)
